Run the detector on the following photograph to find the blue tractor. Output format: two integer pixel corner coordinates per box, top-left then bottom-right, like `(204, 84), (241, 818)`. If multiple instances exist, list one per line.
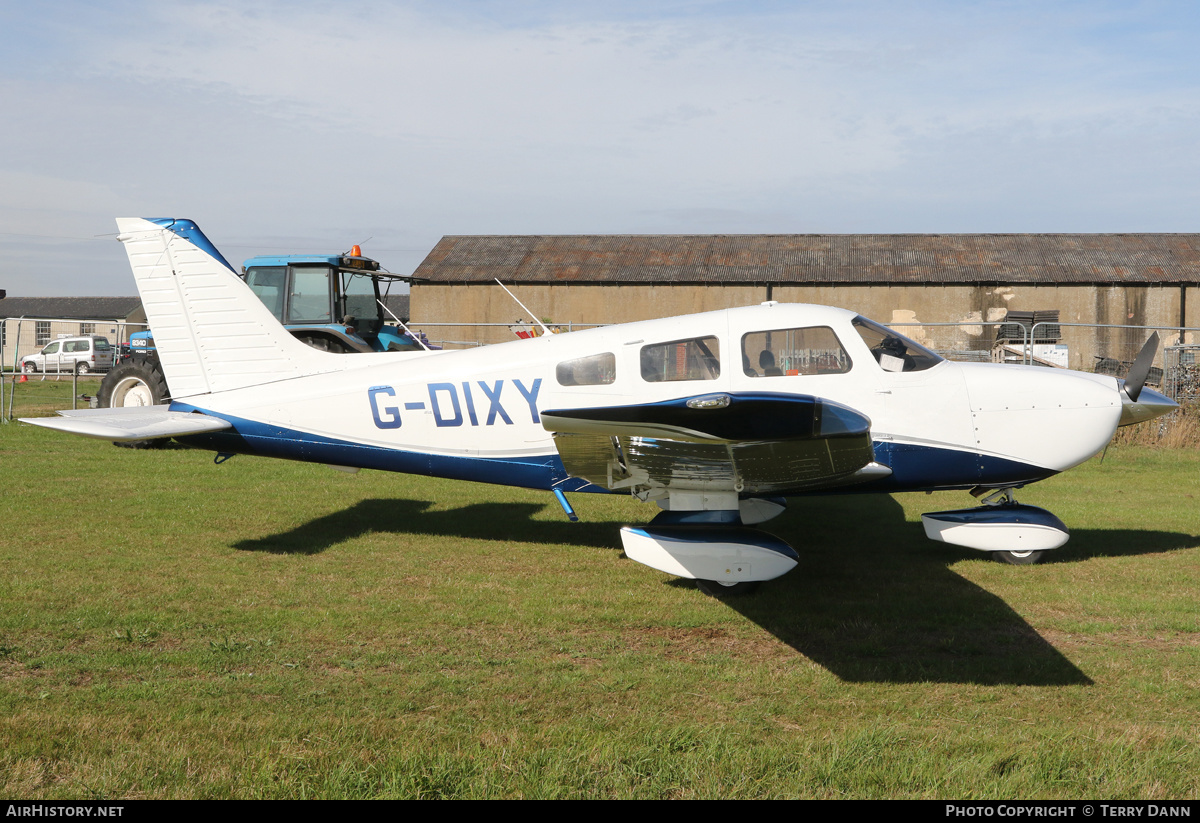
(99, 248), (430, 412)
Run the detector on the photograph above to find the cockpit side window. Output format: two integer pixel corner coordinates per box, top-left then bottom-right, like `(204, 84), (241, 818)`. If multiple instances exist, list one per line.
(741, 326), (852, 377)
(640, 336), (720, 382)
(556, 352), (617, 386)
(852, 316), (943, 373)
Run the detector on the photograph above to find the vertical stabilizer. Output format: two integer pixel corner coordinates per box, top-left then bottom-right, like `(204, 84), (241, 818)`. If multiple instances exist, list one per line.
(115, 218), (337, 398)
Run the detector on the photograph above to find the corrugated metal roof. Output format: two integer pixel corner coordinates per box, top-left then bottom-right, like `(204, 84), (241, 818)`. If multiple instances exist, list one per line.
(1, 297), (143, 319)
(413, 234), (1200, 285)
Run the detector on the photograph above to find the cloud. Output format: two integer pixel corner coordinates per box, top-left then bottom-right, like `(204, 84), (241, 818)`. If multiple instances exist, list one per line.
(2, 1), (1200, 294)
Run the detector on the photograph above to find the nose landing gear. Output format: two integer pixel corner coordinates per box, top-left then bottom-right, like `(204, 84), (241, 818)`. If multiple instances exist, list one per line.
(921, 487), (1068, 565)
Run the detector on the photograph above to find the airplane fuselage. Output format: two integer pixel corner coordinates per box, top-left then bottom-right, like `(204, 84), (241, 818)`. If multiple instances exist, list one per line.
(171, 302), (1123, 496)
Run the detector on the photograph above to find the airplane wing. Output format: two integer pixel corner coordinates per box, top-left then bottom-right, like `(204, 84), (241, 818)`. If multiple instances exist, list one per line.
(20, 406), (232, 442)
(542, 392), (890, 495)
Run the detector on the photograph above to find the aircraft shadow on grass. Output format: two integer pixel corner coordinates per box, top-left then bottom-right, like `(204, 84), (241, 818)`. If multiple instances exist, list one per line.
(234, 494), (1197, 687)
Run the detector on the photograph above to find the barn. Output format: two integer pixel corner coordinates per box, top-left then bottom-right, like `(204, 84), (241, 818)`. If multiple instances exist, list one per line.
(410, 234), (1200, 370)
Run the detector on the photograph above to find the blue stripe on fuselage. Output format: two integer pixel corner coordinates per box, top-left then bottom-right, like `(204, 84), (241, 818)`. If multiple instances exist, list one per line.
(168, 403), (599, 493)
(864, 440), (1057, 492)
(166, 404), (1053, 496)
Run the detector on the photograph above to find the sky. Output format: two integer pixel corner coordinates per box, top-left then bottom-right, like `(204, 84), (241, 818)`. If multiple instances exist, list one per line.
(2, 0), (1200, 296)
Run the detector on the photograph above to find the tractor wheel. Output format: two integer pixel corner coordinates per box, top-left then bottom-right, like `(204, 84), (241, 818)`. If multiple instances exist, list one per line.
(97, 356), (171, 449)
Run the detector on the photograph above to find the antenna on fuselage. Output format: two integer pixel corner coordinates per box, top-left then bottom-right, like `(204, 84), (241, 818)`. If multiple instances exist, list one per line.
(494, 279), (552, 337)
(376, 299), (433, 352)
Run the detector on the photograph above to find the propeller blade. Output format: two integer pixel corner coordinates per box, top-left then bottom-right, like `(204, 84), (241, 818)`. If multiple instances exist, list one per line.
(1123, 332), (1159, 403)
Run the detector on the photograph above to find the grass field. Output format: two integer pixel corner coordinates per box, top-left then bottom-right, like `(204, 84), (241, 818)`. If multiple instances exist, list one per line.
(1, 397), (1198, 799)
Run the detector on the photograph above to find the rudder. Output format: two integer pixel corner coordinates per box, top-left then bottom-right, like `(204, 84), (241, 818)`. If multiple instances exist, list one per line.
(116, 217), (338, 398)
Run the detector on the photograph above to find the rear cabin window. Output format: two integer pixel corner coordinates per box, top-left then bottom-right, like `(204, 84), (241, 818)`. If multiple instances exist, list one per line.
(741, 327), (852, 377)
(556, 353), (617, 386)
(640, 336), (720, 382)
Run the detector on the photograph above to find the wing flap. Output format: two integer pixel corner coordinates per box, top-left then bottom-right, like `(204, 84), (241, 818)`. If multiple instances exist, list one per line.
(21, 406), (231, 442)
(554, 433), (887, 494)
(545, 392), (886, 495)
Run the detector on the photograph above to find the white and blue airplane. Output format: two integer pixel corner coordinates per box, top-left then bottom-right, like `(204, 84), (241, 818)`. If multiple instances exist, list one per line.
(25, 218), (1179, 594)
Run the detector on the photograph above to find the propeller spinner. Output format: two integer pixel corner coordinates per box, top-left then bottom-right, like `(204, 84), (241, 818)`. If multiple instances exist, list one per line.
(1118, 332), (1179, 427)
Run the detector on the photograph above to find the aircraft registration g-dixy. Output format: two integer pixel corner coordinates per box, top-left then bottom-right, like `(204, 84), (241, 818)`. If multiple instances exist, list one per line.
(26, 218), (1179, 594)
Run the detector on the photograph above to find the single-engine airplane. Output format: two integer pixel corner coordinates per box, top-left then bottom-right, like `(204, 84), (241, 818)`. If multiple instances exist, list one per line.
(24, 219), (1180, 594)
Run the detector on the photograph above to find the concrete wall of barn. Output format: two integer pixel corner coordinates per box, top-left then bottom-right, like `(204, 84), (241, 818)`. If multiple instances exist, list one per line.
(411, 283), (1199, 366)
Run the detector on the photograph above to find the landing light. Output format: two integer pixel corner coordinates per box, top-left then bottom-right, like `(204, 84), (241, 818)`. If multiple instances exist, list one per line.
(687, 394), (731, 410)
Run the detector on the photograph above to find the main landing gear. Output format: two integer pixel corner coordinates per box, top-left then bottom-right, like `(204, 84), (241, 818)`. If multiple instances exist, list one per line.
(618, 493), (796, 596)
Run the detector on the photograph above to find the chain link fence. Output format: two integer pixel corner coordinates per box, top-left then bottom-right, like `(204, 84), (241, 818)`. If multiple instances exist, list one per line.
(886, 318), (1198, 400)
(5, 313), (1196, 422)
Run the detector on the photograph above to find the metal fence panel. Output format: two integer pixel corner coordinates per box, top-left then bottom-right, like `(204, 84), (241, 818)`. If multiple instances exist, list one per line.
(1164, 346), (1200, 403)
(889, 319), (1199, 400)
(6, 315), (1196, 423)
(1, 316), (148, 422)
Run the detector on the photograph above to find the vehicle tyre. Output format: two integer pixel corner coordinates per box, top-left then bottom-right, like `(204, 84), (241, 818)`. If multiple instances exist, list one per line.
(97, 355), (170, 449)
(75, 362), (91, 376)
(695, 578), (761, 597)
(22, 361), (37, 374)
(994, 550), (1045, 566)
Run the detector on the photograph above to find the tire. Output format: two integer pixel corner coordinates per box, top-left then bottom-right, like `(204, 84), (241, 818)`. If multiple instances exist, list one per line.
(75, 362), (91, 376)
(695, 579), (761, 597)
(97, 355), (171, 449)
(995, 550), (1045, 566)
(22, 361), (37, 374)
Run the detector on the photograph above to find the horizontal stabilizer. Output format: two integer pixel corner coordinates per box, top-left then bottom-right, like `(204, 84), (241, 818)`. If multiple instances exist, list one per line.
(21, 406), (231, 442)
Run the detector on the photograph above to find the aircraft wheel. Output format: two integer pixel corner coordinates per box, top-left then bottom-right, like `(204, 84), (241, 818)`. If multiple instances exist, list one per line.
(995, 550), (1045, 566)
(695, 579), (761, 597)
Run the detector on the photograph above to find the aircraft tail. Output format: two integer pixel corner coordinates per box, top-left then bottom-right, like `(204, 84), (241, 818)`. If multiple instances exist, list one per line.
(115, 218), (337, 398)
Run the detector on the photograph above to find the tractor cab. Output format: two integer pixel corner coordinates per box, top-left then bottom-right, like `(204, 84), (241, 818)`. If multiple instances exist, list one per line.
(241, 248), (427, 353)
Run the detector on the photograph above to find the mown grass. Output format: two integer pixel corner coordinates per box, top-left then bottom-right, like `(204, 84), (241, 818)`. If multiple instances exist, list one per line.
(1112, 403), (1200, 449)
(1, 373), (103, 419)
(0, 419), (1197, 799)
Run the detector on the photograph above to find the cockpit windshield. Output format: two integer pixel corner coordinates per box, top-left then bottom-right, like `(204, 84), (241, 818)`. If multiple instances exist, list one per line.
(851, 316), (943, 373)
